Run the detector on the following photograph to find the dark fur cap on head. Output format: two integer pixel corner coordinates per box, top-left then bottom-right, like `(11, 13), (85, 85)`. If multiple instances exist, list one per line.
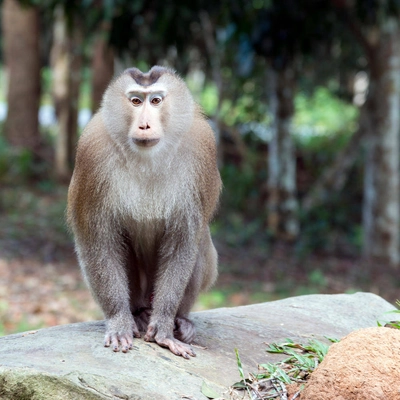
(124, 66), (176, 87)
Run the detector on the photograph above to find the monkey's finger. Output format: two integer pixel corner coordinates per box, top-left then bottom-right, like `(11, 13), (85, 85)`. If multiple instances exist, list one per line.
(119, 336), (131, 353)
(104, 333), (121, 351)
(104, 334), (115, 349)
(111, 335), (120, 352)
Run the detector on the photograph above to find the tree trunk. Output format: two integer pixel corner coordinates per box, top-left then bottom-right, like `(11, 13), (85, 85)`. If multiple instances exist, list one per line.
(91, 21), (114, 114)
(2, 0), (41, 152)
(362, 18), (400, 268)
(51, 6), (83, 181)
(267, 67), (299, 241)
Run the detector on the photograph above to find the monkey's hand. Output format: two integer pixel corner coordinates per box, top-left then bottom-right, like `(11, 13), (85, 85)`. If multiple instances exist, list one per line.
(104, 315), (141, 353)
(144, 322), (196, 359)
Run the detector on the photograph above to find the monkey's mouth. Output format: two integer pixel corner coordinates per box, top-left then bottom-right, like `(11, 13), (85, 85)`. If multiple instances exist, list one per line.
(132, 138), (160, 148)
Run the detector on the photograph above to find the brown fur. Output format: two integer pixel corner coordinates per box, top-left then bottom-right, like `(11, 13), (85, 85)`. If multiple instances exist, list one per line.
(67, 66), (221, 359)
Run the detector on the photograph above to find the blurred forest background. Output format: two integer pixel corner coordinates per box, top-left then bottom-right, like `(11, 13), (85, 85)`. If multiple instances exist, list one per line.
(1, 0), (400, 336)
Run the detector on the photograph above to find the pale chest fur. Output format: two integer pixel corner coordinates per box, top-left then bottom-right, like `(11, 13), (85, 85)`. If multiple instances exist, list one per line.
(107, 151), (197, 224)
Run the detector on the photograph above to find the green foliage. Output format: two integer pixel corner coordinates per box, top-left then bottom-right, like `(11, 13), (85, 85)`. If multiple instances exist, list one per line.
(214, 84), (362, 257)
(197, 290), (228, 309)
(293, 90), (362, 255)
(0, 68), (6, 103)
(193, 73), (269, 126)
(79, 67), (92, 110)
(41, 65), (91, 113)
(200, 381), (220, 399)
(256, 362), (292, 384)
(294, 87), (359, 141)
(0, 185), (70, 260)
(296, 191), (362, 257)
(41, 67), (53, 105)
(215, 139), (269, 250)
(214, 214), (266, 248)
(0, 300), (8, 336)
(221, 90), (269, 126)
(265, 337), (335, 363)
(220, 162), (258, 213)
(307, 269), (326, 287)
(233, 349), (253, 398)
(232, 338), (337, 399)
(235, 348), (246, 381)
(196, 282), (273, 310)
(198, 83), (219, 116)
(0, 136), (46, 183)
(377, 300), (400, 329)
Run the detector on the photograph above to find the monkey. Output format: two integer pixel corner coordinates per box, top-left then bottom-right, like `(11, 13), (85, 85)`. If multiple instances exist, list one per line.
(67, 66), (221, 359)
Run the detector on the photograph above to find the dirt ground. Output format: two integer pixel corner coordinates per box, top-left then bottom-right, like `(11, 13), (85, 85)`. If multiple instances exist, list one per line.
(0, 256), (102, 334)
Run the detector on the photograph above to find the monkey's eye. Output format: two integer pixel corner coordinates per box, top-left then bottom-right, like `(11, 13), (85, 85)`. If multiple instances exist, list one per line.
(150, 96), (163, 106)
(130, 97), (142, 106)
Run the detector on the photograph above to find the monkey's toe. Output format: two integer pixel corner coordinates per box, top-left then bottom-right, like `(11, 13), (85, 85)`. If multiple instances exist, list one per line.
(156, 336), (196, 359)
(143, 325), (156, 342)
(104, 332), (135, 352)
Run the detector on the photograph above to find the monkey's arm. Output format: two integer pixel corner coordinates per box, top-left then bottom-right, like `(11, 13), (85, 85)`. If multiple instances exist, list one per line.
(75, 233), (141, 352)
(143, 218), (202, 359)
(68, 150), (141, 353)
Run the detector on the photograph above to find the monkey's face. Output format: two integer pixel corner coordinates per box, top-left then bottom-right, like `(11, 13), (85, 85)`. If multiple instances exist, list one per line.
(126, 83), (167, 149)
(102, 67), (195, 156)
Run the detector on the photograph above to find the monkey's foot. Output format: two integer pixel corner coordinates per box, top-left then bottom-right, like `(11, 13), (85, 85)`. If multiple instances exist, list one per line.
(144, 324), (196, 359)
(104, 317), (141, 353)
(174, 316), (196, 344)
(156, 337), (196, 359)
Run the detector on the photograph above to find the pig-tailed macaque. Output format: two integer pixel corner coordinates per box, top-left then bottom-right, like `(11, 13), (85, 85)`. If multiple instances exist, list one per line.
(67, 66), (221, 359)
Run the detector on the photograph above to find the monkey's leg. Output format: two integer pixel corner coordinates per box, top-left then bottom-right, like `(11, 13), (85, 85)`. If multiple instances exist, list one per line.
(143, 225), (201, 359)
(174, 228), (218, 344)
(76, 239), (141, 352)
(172, 271), (198, 344)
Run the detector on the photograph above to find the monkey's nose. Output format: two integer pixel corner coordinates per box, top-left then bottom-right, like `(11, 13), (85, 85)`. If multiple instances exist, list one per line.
(139, 123), (151, 130)
(132, 138), (160, 147)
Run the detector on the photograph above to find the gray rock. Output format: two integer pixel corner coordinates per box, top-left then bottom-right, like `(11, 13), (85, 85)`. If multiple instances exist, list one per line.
(0, 292), (396, 399)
